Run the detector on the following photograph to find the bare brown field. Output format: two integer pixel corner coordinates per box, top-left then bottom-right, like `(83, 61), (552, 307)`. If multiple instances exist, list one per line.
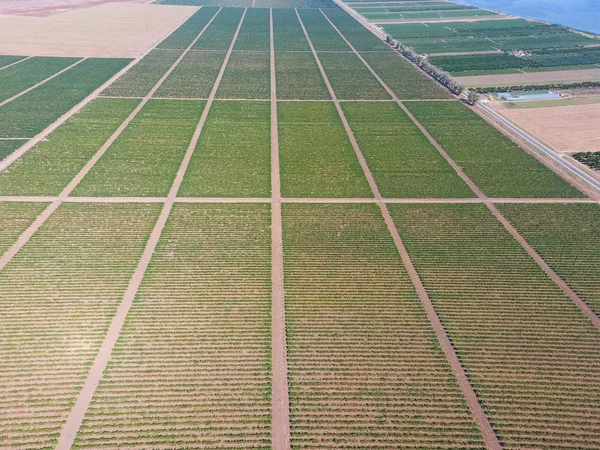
(0, 0), (153, 16)
(491, 102), (600, 154)
(0, 3), (197, 58)
(457, 68), (600, 87)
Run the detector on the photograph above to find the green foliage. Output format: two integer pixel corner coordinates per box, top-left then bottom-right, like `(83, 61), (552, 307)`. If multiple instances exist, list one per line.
(102, 49), (182, 98)
(216, 51), (270, 99)
(0, 56), (81, 103)
(192, 8), (245, 50)
(297, 9), (350, 51)
(272, 8), (311, 51)
(0, 202), (48, 255)
(275, 51), (330, 100)
(283, 203), (485, 448)
(572, 151), (600, 170)
(0, 139), (26, 162)
(319, 51), (391, 100)
(321, 8), (388, 51)
(155, 51), (226, 98)
(0, 99), (139, 196)
(0, 55), (26, 70)
(278, 102), (372, 197)
(72, 100), (204, 197)
(391, 203), (600, 449)
(0, 58), (131, 138)
(157, 7), (220, 49)
(234, 8), (270, 51)
(342, 101), (473, 197)
(404, 101), (585, 197)
(179, 101), (271, 197)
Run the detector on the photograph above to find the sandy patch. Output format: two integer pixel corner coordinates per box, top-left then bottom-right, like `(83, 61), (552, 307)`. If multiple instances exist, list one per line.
(0, 0), (153, 16)
(0, 3), (198, 58)
(457, 68), (600, 87)
(493, 103), (600, 154)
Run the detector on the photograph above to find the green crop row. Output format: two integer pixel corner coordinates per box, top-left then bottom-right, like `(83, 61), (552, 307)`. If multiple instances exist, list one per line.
(275, 51), (330, 99)
(499, 203), (600, 315)
(216, 51), (271, 99)
(342, 102), (473, 197)
(0, 202), (48, 255)
(278, 102), (371, 197)
(321, 8), (388, 52)
(0, 99), (139, 196)
(0, 202), (160, 450)
(0, 55), (26, 70)
(192, 7), (245, 51)
(157, 7), (220, 49)
(404, 101), (585, 198)
(234, 8), (270, 51)
(73, 203), (271, 449)
(273, 8), (311, 51)
(283, 203), (486, 449)
(391, 203), (600, 449)
(179, 101), (271, 197)
(0, 56), (81, 103)
(297, 9), (350, 51)
(102, 49), (182, 98)
(0, 58), (130, 139)
(0, 139), (26, 162)
(72, 100), (204, 197)
(155, 51), (226, 98)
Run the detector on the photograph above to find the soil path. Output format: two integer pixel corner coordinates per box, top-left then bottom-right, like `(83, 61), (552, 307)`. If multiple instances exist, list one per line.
(270, 9), (292, 450)
(320, 9), (600, 335)
(55, 7), (247, 450)
(55, 7), (245, 450)
(0, 58), (86, 108)
(317, 9), (503, 450)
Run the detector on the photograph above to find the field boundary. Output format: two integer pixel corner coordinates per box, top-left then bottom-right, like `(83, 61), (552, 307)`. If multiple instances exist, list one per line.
(270, 10), (292, 450)
(54, 8), (248, 449)
(297, 9), (503, 449)
(323, 9), (600, 331)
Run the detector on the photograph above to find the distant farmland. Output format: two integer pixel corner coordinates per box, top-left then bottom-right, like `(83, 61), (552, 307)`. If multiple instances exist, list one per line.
(0, 0), (600, 449)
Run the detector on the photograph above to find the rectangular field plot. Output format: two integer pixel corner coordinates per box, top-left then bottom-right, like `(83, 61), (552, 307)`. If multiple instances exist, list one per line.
(272, 8), (310, 51)
(255, 0), (337, 6)
(234, 8), (270, 51)
(0, 55), (26, 70)
(499, 203), (600, 315)
(0, 203), (160, 450)
(318, 52), (390, 100)
(0, 202), (48, 255)
(0, 99), (140, 196)
(404, 101), (585, 198)
(0, 56), (80, 103)
(282, 203), (485, 449)
(321, 8), (388, 51)
(72, 100), (204, 197)
(154, 51), (226, 98)
(0, 139), (26, 162)
(390, 203), (600, 449)
(179, 101), (270, 197)
(157, 7), (220, 49)
(342, 102), (473, 197)
(192, 8), (245, 51)
(278, 102), (371, 197)
(297, 9), (352, 51)
(0, 58), (131, 139)
(275, 52), (329, 100)
(216, 51), (270, 99)
(101, 49), (182, 98)
(361, 51), (452, 99)
(73, 203), (272, 449)
(156, 0), (252, 5)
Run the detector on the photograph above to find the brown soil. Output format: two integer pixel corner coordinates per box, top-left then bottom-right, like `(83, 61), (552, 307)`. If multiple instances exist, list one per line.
(457, 68), (600, 87)
(491, 103), (600, 154)
(0, 0), (152, 16)
(0, 3), (197, 58)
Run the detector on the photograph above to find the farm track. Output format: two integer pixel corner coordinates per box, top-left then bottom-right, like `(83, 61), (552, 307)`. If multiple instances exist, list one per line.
(297, 8), (501, 449)
(56, 7), (250, 450)
(318, 7), (600, 332)
(270, 9), (292, 450)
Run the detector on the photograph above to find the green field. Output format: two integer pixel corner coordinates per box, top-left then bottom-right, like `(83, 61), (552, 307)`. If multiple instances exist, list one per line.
(1, 1), (599, 448)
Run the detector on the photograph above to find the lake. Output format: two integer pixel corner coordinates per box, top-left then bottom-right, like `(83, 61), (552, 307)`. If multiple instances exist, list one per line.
(454, 0), (600, 35)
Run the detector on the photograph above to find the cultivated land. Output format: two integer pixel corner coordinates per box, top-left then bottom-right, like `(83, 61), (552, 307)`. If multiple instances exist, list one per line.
(1, 0), (600, 449)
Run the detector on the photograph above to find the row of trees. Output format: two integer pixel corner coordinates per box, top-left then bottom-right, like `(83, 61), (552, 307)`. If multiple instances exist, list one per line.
(384, 35), (479, 105)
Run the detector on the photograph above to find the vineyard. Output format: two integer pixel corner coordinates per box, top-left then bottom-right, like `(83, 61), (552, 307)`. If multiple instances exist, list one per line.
(1, 0), (600, 449)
